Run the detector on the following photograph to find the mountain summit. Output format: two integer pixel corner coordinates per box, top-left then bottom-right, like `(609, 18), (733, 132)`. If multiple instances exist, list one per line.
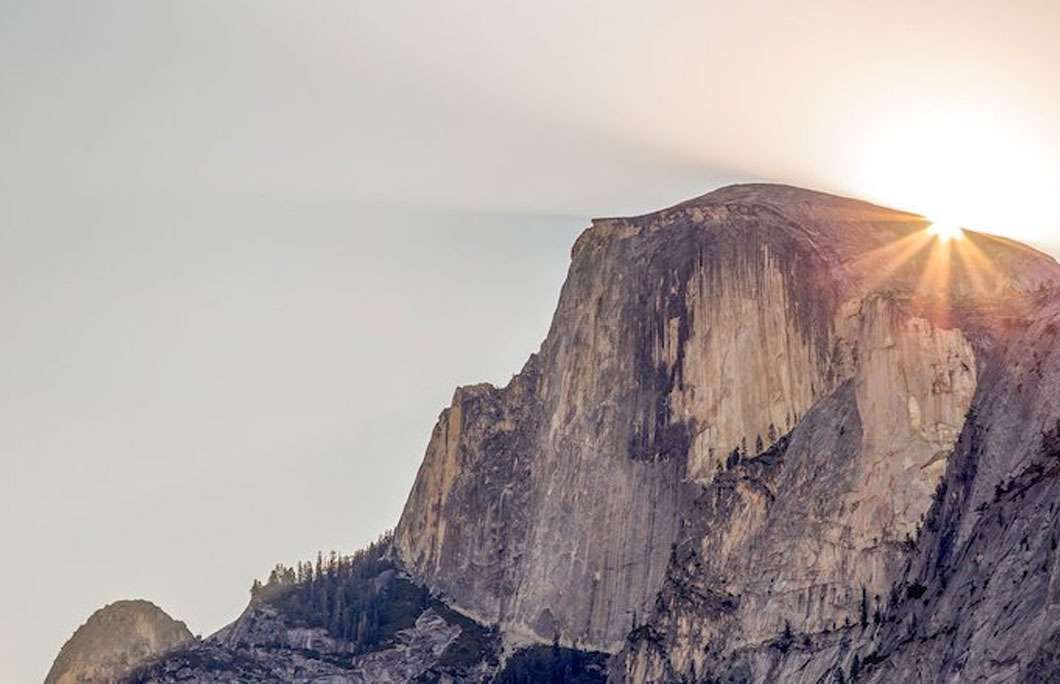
(45, 600), (192, 684)
(51, 185), (1060, 683)
(396, 183), (1059, 657)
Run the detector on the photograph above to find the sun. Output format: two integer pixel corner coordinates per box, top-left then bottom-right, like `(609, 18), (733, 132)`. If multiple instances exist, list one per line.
(847, 100), (1060, 249)
(927, 221), (964, 243)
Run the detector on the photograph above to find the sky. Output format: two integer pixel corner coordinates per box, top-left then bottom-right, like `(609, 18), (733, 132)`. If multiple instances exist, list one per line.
(2, 1), (1059, 682)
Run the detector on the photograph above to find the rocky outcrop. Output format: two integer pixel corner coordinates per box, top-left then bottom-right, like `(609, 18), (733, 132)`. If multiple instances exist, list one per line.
(113, 560), (605, 684)
(393, 184), (1060, 680)
(125, 606), (468, 684)
(45, 600), (193, 684)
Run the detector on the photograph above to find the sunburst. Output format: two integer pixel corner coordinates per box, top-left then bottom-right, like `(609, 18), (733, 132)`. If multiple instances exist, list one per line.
(927, 222), (964, 243)
(850, 218), (1002, 302)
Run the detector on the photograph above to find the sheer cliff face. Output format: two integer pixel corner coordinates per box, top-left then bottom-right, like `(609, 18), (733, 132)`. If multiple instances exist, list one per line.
(849, 297), (1060, 684)
(395, 183), (1060, 666)
(45, 600), (192, 684)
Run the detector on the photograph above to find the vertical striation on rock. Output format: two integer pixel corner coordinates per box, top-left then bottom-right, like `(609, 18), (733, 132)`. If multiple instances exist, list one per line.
(844, 295), (1060, 684)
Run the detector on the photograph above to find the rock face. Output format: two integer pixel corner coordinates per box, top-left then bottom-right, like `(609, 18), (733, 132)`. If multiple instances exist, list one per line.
(45, 600), (193, 684)
(847, 296), (1060, 684)
(394, 184), (1060, 680)
(616, 299), (1060, 684)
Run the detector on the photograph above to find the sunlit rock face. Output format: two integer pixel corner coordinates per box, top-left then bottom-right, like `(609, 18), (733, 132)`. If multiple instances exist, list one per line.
(394, 183), (1060, 680)
(615, 304), (979, 683)
(44, 600), (193, 684)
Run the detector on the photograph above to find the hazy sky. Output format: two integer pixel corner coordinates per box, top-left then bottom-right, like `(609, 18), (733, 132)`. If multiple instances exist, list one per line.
(3, 2), (1059, 682)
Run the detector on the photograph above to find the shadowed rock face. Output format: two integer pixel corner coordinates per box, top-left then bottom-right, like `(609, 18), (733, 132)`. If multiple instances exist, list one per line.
(393, 183), (1060, 679)
(45, 600), (193, 684)
(125, 604), (473, 684)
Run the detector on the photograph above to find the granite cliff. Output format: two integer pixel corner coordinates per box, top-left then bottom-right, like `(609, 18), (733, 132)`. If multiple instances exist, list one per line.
(50, 184), (1060, 683)
(394, 184), (1060, 682)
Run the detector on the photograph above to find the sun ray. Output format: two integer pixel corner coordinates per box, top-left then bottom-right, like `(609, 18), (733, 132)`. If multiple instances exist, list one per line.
(849, 217), (1005, 311)
(953, 233), (1004, 294)
(850, 228), (936, 292)
(915, 231), (955, 302)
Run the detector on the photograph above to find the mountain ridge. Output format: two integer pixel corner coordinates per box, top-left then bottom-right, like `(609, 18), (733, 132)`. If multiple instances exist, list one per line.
(48, 184), (1060, 684)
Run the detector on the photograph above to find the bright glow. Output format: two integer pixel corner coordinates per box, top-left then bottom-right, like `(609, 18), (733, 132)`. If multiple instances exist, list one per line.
(849, 99), (1060, 249)
(927, 221), (964, 242)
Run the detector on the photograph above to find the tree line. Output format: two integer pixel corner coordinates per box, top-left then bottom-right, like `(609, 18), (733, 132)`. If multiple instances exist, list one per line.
(251, 532), (429, 653)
